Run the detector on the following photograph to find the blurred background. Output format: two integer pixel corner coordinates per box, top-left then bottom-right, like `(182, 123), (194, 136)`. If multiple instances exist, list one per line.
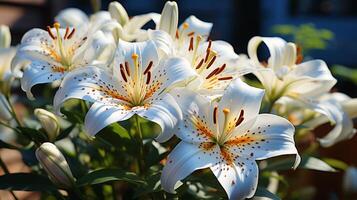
(0, 0), (356, 199)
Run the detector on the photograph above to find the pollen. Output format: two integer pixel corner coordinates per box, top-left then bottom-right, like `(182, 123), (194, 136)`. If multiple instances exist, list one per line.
(182, 22), (189, 30)
(223, 108), (230, 115)
(131, 53), (138, 60)
(53, 22), (60, 29)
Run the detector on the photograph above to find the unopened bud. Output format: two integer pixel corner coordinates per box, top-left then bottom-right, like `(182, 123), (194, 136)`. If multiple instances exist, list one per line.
(0, 25), (11, 48)
(34, 109), (60, 142)
(36, 142), (75, 189)
(159, 1), (178, 38)
(109, 1), (129, 26)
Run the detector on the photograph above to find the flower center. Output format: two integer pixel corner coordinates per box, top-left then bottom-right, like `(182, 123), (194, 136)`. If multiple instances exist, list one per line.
(46, 22), (79, 68)
(118, 53), (160, 107)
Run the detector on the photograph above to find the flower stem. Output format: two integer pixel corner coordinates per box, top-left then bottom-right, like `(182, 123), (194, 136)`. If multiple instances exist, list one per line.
(4, 95), (22, 127)
(134, 115), (145, 175)
(0, 156), (19, 200)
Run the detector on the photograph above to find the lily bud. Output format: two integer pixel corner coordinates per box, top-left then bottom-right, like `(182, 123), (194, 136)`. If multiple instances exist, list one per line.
(34, 109), (60, 142)
(0, 25), (11, 48)
(109, 1), (129, 26)
(159, 1), (178, 38)
(0, 93), (11, 121)
(36, 142), (75, 189)
(342, 99), (357, 119)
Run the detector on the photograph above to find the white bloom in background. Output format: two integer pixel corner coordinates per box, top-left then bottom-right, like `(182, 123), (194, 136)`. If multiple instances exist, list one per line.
(0, 25), (11, 48)
(55, 8), (89, 28)
(305, 93), (357, 147)
(150, 2), (251, 97)
(14, 22), (115, 99)
(36, 142), (75, 189)
(343, 166), (357, 194)
(0, 25), (16, 94)
(108, 2), (160, 42)
(34, 108), (60, 142)
(247, 36), (338, 126)
(161, 79), (300, 199)
(54, 40), (196, 142)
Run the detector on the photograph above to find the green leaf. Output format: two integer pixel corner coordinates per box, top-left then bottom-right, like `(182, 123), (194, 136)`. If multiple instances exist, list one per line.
(61, 109), (84, 124)
(254, 186), (281, 200)
(300, 156), (336, 172)
(56, 124), (76, 140)
(76, 168), (146, 186)
(17, 127), (47, 143)
(0, 173), (57, 191)
(96, 123), (133, 150)
(262, 156), (297, 171)
(322, 158), (348, 171)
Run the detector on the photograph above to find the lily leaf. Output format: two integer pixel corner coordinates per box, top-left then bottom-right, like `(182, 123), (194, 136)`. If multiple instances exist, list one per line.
(254, 186), (281, 200)
(76, 168), (146, 186)
(300, 156), (336, 172)
(17, 127), (47, 143)
(0, 173), (57, 191)
(322, 158), (348, 171)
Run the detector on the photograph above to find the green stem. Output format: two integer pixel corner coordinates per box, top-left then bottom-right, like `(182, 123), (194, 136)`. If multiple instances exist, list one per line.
(0, 157), (19, 200)
(4, 95), (22, 127)
(134, 115), (145, 175)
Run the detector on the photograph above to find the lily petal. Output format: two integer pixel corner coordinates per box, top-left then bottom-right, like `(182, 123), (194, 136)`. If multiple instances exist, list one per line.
(218, 78), (265, 134)
(137, 93), (181, 143)
(53, 66), (123, 114)
(55, 8), (89, 27)
(210, 158), (259, 200)
(148, 30), (174, 58)
(21, 61), (66, 99)
(171, 88), (216, 143)
(84, 102), (136, 136)
(161, 142), (218, 193)
(285, 59), (337, 98)
(179, 15), (213, 39)
(248, 36), (296, 72)
(229, 114), (300, 168)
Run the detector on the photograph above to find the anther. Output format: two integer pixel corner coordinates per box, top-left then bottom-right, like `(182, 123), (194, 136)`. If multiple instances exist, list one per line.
(125, 63), (130, 76)
(215, 64), (226, 75)
(213, 106), (218, 124)
(120, 64), (127, 82)
(204, 49), (211, 62)
(46, 26), (56, 40)
(67, 28), (76, 39)
(189, 37), (194, 51)
(146, 71), (151, 84)
(144, 61), (153, 75)
(206, 55), (216, 69)
(206, 67), (220, 79)
(64, 27), (70, 39)
(125, 61), (129, 71)
(235, 109), (245, 127)
(175, 30), (179, 39)
(218, 76), (233, 81)
(207, 40), (212, 49)
(187, 31), (195, 37)
(195, 58), (204, 69)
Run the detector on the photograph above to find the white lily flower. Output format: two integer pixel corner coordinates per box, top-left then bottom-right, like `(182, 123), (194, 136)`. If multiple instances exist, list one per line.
(54, 40), (196, 142)
(305, 92), (356, 147)
(248, 37), (337, 122)
(150, 4), (251, 97)
(0, 25), (11, 48)
(14, 22), (115, 99)
(55, 8), (89, 28)
(161, 79), (300, 199)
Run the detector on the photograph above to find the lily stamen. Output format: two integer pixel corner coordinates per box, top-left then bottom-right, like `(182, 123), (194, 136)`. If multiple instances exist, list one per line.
(235, 109), (245, 127)
(46, 26), (56, 40)
(218, 76), (233, 81)
(64, 27), (70, 39)
(144, 61), (153, 74)
(205, 55), (216, 69)
(213, 106), (218, 124)
(195, 58), (204, 69)
(188, 37), (194, 51)
(146, 71), (151, 84)
(66, 28), (76, 39)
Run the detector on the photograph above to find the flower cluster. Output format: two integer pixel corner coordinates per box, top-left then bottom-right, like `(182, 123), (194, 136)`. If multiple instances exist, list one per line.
(0, 1), (356, 200)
